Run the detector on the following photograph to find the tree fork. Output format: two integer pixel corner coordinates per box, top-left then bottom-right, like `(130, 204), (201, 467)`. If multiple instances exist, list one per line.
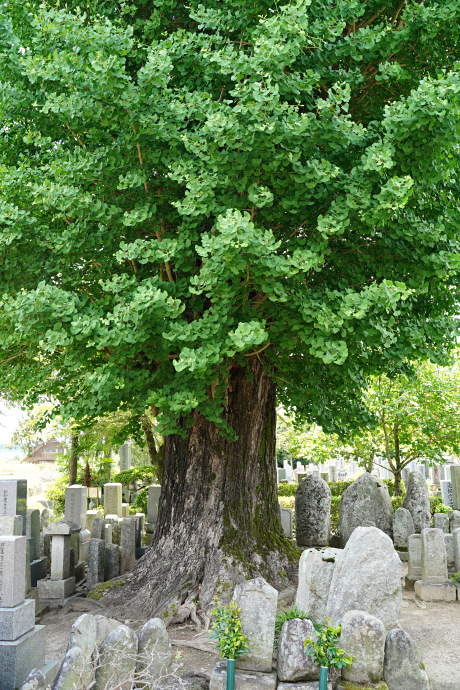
(104, 358), (299, 619)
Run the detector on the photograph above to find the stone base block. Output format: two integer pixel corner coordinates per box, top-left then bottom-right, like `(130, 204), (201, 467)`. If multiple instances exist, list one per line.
(405, 574), (419, 591)
(334, 682), (388, 690)
(210, 660), (277, 690)
(0, 625), (46, 690)
(75, 561), (86, 583)
(396, 549), (408, 562)
(414, 580), (457, 602)
(42, 659), (60, 685)
(30, 557), (48, 588)
(278, 680), (332, 690)
(37, 576), (76, 600)
(0, 599), (35, 641)
(136, 546), (146, 559)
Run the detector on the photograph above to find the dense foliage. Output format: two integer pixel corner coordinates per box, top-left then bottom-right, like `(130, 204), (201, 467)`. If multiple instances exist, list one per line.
(305, 620), (353, 670)
(211, 600), (249, 660)
(1, 1), (460, 438)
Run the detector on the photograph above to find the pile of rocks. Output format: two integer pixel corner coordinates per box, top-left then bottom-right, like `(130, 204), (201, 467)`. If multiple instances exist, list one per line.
(20, 613), (173, 690)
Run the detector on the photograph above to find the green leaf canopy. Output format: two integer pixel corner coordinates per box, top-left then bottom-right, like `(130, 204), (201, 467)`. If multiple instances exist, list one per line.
(1, 0), (460, 435)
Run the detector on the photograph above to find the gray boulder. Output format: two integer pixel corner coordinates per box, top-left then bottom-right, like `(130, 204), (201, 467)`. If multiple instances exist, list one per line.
(295, 547), (343, 622)
(402, 472), (430, 533)
(210, 660), (276, 690)
(136, 617), (172, 679)
(295, 474), (331, 547)
(277, 618), (320, 682)
(94, 615), (122, 647)
(339, 473), (393, 547)
(340, 610), (386, 684)
(393, 508), (414, 548)
(383, 628), (431, 690)
(326, 526), (401, 630)
(94, 625), (138, 690)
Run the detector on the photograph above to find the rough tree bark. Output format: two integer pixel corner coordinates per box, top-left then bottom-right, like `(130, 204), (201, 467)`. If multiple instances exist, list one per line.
(68, 432), (79, 486)
(105, 358), (298, 621)
(141, 413), (164, 482)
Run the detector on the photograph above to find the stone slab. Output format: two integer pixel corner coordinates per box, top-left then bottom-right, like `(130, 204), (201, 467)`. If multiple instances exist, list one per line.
(30, 557), (48, 588)
(37, 576), (75, 600)
(0, 480), (27, 535)
(210, 660), (277, 690)
(0, 599), (35, 641)
(414, 580), (457, 602)
(104, 484), (122, 518)
(0, 625), (46, 690)
(0, 536), (27, 607)
(147, 485), (161, 524)
(44, 521), (79, 536)
(0, 516), (23, 537)
(278, 683), (332, 690)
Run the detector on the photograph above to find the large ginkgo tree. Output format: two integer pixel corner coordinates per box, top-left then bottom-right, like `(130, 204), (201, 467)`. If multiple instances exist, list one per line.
(1, 0), (460, 618)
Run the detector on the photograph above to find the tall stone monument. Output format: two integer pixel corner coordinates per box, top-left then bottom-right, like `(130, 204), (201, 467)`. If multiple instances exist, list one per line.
(0, 536), (57, 689)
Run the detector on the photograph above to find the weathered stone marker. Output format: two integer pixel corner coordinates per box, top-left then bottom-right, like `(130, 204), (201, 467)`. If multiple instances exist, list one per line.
(103, 484), (122, 518)
(433, 513), (449, 533)
(147, 485), (161, 525)
(87, 539), (105, 591)
(37, 521), (78, 599)
(414, 527), (456, 602)
(405, 534), (422, 590)
(441, 479), (453, 507)
(295, 474), (331, 547)
(451, 465), (460, 510)
(0, 480), (27, 535)
(119, 444), (131, 472)
(339, 473), (393, 547)
(120, 518), (136, 572)
(402, 471), (430, 533)
(65, 485), (87, 531)
(295, 547), (342, 622)
(233, 577), (278, 673)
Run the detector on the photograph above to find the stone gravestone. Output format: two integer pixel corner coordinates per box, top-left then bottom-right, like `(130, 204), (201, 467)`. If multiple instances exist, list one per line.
(103, 484), (122, 518)
(277, 468), (286, 482)
(120, 518), (136, 571)
(450, 465), (460, 510)
(0, 480), (27, 535)
(449, 510), (460, 533)
(383, 628), (431, 690)
(65, 485), (87, 530)
(433, 513), (449, 533)
(37, 522), (78, 599)
(295, 547), (343, 622)
(414, 528), (456, 602)
(119, 444), (131, 472)
(340, 610), (386, 686)
(393, 507), (414, 550)
(453, 527), (460, 572)
(295, 474), (331, 547)
(0, 536), (55, 690)
(146, 485), (161, 531)
(280, 508), (293, 539)
(0, 516), (22, 537)
(441, 480), (453, 507)
(405, 534), (422, 590)
(402, 471), (431, 533)
(328, 465), (338, 483)
(430, 466), (441, 486)
(233, 577), (277, 673)
(339, 473), (393, 547)
(87, 539), (105, 591)
(26, 509), (47, 587)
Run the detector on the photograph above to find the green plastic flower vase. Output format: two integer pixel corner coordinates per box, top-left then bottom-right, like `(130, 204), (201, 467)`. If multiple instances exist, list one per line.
(319, 666), (328, 690)
(226, 658), (235, 690)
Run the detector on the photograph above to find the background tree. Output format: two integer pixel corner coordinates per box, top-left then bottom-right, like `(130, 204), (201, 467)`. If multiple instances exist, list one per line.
(1, 1), (460, 618)
(364, 359), (460, 494)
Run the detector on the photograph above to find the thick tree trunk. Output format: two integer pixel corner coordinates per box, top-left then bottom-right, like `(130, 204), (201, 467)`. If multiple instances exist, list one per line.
(68, 432), (79, 486)
(105, 358), (298, 621)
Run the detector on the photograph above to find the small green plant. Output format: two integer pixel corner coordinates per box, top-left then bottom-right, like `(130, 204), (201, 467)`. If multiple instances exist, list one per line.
(210, 599), (249, 660)
(304, 619), (353, 670)
(274, 605), (311, 649)
(450, 572), (460, 588)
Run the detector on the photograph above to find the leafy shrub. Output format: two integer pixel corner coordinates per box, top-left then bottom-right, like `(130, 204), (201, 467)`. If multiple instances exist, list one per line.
(430, 495), (450, 516)
(210, 600), (249, 660)
(278, 483), (297, 497)
(45, 475), (67, 516)
(274, 606), (310, 649)
(305, 619), (353, 670)
(133, 486), (149, 514)
(113, 465), (157, 488)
